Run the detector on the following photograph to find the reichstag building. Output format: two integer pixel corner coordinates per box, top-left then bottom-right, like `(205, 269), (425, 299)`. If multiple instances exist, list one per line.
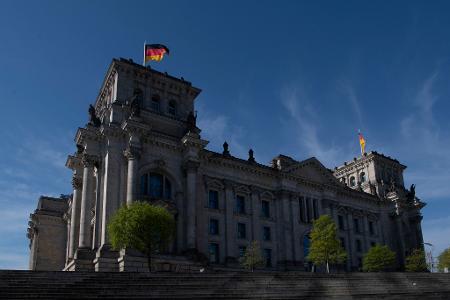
(27, 58), (425, 272)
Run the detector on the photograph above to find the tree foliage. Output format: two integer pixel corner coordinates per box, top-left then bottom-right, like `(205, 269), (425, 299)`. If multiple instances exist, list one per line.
(108, 202), (175, 271)
(240, 240), (265, 272)
(362, 244), (396, 272)
(307, 215), (347, 273)
(438, 247), (450, 272)
(405, 249), (428, 272)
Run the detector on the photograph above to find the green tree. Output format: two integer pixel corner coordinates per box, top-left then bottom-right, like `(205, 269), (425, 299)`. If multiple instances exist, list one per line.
(362, 244), (396, 272)
(240, 240), (265, 272)
(437, 247), (450, 272)
(307, 215), (347, 273)
(108, 202), (175, 272)
(405, 249), (428, 272)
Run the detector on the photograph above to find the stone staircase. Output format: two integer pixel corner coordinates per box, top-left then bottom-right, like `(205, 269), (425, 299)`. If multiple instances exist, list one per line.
(0, 270), (449, 299)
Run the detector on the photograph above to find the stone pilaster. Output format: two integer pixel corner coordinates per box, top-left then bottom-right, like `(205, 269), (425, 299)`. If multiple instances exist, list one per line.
(346, 211), (356, 270)
(250, 187), (261, 242)
(280, 191), (294, 266)
(185, 160), (199, 250)
(291, 196), (302, 263)
(224, 180), (235, 263)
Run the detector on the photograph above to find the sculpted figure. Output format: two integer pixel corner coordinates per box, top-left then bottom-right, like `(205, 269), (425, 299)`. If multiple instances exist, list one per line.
(88, 104), (101, 127)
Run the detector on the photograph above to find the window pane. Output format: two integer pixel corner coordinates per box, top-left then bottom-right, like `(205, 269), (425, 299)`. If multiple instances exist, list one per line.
(236, 195), (245, 214)
(263, 226), (271, 241)
(209, 219), (219, 235)
(209, 190), (219, 209)
(299, 197), (305, 222)
(338, 215), (344, 230)
(164, 177), (171, 199)
(237, 223), (246, 239)
(149, 173), (163, 198)
(140, 174), (148, 196)
(262, 200), (270, 218)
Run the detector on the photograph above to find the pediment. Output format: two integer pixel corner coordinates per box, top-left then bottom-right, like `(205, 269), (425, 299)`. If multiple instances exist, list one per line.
(283, 157), (342, 186)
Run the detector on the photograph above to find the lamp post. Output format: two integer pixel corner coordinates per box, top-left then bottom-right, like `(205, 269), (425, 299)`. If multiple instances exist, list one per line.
(422, 242), (434, 272)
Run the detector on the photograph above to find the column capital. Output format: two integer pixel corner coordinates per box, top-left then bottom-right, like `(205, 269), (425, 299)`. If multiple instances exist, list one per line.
(72, 176), (83, 190)
(184, 159), (200, 172)
(123, 146), (141, 160)
(82, 154), (99, 168)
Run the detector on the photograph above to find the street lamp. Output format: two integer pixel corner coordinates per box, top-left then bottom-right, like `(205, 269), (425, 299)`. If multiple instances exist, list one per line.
(422, 242), (434, 272)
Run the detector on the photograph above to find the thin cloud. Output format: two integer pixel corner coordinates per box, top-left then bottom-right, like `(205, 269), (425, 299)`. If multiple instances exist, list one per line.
(338, 80), (364, 128)
(197, 105), (247, 159)
(280, 84), (345, 167)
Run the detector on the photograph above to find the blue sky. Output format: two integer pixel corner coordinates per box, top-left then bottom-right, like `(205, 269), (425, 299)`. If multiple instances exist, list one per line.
(0, 0), (449, 269)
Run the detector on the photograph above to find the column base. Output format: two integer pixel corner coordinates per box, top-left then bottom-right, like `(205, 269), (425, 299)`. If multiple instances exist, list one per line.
(118, 248), (149, 272)
(94, 244), (120, 272)
(70, 248), (95, 271)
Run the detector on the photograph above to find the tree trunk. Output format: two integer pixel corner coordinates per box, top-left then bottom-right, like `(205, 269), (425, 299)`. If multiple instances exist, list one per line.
(326, 261), (330, 273)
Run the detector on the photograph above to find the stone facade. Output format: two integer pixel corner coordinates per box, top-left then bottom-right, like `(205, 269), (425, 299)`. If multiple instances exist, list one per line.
(28, 58), (425, 272)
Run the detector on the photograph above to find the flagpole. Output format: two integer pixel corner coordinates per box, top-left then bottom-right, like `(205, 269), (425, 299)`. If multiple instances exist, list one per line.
(143, 41), (146, 66)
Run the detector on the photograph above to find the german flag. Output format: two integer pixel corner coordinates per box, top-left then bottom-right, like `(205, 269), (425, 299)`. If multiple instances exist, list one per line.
(144, 44), (169, 64)
(359, 131), (366, 155)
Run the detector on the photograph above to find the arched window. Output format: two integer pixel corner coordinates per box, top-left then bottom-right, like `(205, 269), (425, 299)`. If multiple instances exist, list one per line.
(140, 172), (172, 199)
(350, 176), (356, 187)
(168, 100), (177, 116)
(151, 95), (160, 112)
(360, 172), (366, 183)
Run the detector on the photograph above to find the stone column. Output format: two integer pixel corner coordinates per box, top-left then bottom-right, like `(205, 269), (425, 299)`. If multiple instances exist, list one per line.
(185, 160), (199, 250)
(68, 175), (82, 259)
(124, 147), (140, 206)
(79, 154), (97, 249)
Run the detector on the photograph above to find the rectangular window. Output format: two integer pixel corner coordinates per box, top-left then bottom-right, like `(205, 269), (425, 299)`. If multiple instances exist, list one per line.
(209, 243), (219, 263)
(340, 237), (346, 250)
(299, 197), (305, 222)
(209, 219), (219, 235)
(369, 221), (374, 235)
(238, 246), (247, 258)
(261, 200), (270, 218)
(236, 195), (246, 214)
(263, 226), (271, 241)
(306, 198), (311, 223)
(356, 239), (362, 252)
(208, 190), (219, 209)
(264, 249), (272, 267)
(338, 215), (344, 230)
(151, 99), (160, 112)
(313, 199), (319, 219)
(237, 223), (246, 239)
(353, 218), (360, 233)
